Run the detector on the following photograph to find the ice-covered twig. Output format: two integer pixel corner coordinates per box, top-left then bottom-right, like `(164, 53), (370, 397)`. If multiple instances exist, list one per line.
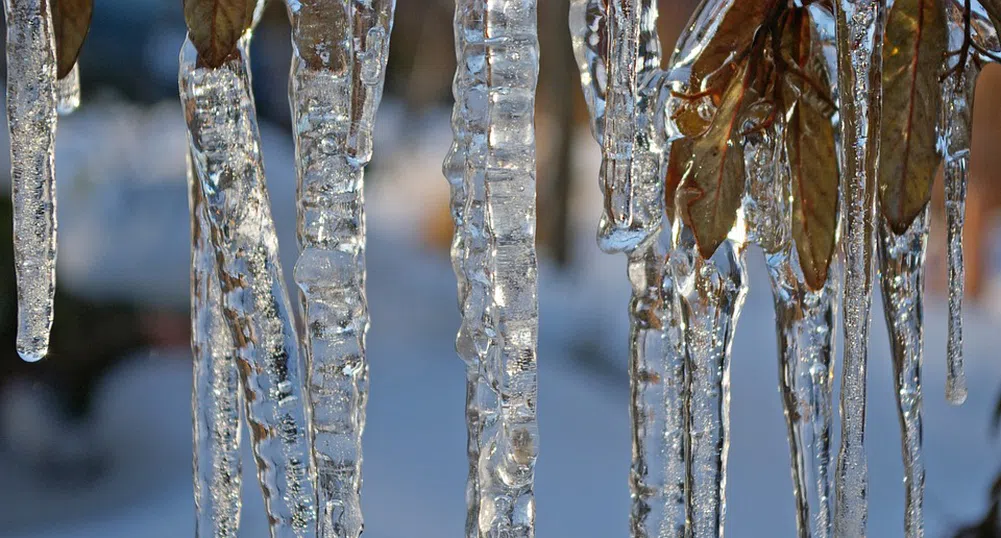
(189, 152), (244, 538)
(56, 63), (81, 115)
(285, 2), (396, 535)
(878, 209), (929, 538)
(180, 37), (317, 537)
(4, 0), (58, 362)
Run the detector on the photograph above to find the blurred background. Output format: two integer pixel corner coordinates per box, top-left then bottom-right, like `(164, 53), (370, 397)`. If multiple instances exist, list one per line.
(0, 0), (999, 536)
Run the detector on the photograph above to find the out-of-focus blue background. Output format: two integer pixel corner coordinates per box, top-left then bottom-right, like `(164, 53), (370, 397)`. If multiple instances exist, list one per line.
(0, 1), (999, 536)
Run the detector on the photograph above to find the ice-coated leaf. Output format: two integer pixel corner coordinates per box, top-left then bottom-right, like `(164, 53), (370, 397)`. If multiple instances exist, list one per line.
(676, 64), (752, 258)
(781, 8), (839, 291)
(665, 137), (689, 224)
(689, 0), (778, 89)
(182, 0), (256, 68)
(879, 0), (947, 234)
(51, 0), (93, 79)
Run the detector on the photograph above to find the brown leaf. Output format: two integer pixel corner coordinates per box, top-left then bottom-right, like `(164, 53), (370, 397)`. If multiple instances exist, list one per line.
(879, 0), (947, 234)
(665, 138), (690, 224)
(676, 64), (753, 258)
(690, 0), (779, 90)
(183, 0), (256, 68)
(289, 1), (351, 72)
(781, 9), (839, 290)
(51, 0), (93, 79)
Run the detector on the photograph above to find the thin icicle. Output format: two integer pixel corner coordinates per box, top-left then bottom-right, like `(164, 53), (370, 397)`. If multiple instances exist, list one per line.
(569, 0), (608, 139)
(286, 2), (395, 535)
(4, 0), (58, 362)
(745, 120), (836, 538)
(179, 37), (317, 537)
(189, 153), (244, 538)
(831, 1), (885, 534)
(55, 63), (81, 115)
(878, 209), (929, 538)
(669, 228), (748, 538)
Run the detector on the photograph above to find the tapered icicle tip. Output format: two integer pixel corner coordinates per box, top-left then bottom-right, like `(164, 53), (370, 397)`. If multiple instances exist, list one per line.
(17, 337), (48, 363)
(946, 372), (967, 405)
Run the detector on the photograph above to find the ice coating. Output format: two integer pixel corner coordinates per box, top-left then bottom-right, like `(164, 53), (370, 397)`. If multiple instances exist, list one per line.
(179, 38), (317, 537)
(285, 2), (396, 535)
(744, 121), (836, 538)
(831, 1), (885, 534)
(189, 153), (244, 538)
(4, 0), (58, 362)
(446, 1), (540, 536)
(669, 228), (748, 538)
(596, 0), (666, 252)
(878, 209), (929, 538)
(569, 0), (608, 139)
(55, 63), (81, 116)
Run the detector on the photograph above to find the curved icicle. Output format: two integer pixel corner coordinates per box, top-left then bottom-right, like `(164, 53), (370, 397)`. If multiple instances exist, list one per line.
(189, 153), (244, 538)
(285, 2), (396, 535)
(179, 36), (317, 537)
(670, 228), (748, 538)
(55, 63), (81, 116)
(878, 209), (929, 538)
(4, 0), (58, 362)
(831, 1), (885, 535)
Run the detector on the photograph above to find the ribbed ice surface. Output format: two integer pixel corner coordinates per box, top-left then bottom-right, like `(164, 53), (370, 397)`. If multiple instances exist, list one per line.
(569, 0), (608, 140)
(878, 209), (929, 538)
(189, 153), (243, 538)
(286, 2), (395, 536)
(179, 38), (316, 537)
(55, 63), (81, 116)
(4, 0), (58, 362)
(444, 1), (540, 536)
(669, 227), (747, 538)
(832, 1), (884, 535)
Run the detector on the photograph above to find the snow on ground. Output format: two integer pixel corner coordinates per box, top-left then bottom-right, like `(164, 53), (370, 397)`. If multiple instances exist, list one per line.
(0, 99), (998, 537)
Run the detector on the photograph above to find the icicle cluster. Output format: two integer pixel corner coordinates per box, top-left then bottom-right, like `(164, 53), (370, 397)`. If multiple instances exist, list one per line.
(286, 2), (395, 535)
(445, 1), (541, 536)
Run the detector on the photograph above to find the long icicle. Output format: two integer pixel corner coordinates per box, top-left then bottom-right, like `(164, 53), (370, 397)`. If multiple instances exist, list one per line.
(55, 63), (81, 115)
(189, 152), (244, 538)
(477, 1), (540, 535)
(285, 2), (396, 535)
(570, 1), (684, 535)
(179, 35), (317, 537)
(4, 0), (58, 362)
(832, 1), (885, 534)
(877, 209), (929, 538)
(669, 228), (748, 538)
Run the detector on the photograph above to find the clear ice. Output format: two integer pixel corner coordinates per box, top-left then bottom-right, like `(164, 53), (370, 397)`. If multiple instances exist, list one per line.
(189, 152), (244, 538)
(285, 2), (395, 535)
(55, 63), (81, 116)
(179, 36), (317, 537)
(570, 0), (686, 536)
(878, 209), (929, 538)
(4, 0), (59, 362)
(445, 1), (540, 536)
(831, 1), (885, 535)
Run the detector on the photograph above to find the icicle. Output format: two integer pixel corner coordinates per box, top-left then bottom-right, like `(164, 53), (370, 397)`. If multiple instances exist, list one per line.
(189, 152), (244, 538)
(571, 1), (684, 535)
(445, 1), (540, 536)
(55, 63), (81, 115)
(286, 2), (395, 535)
(179, 36), (317, 537)
(831, 1), (885, 534)
(4, 0), (58, 362)
(669, 227), (748, 538)
(877, 209), (929, 538)
(937, 0), (985, 405)
(745, 120), (837, 538)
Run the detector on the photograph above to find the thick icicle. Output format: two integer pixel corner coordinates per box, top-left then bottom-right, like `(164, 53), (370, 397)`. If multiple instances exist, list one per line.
(878, 209), (929, 538)
(831, 1), (885, 534)
(668, 228), (748, 538)
(179, 37), (317, 537)
(571, 1), (685, 536)
(55, 63), (81, 115)
(4, 0), (58, 362)
(189, 153), (244, 538)
(285, 2), (395, 535)
(745, 122), (836, 538)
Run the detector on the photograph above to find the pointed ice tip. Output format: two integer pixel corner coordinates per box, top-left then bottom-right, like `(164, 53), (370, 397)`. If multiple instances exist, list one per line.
(946, 380), (968, 406)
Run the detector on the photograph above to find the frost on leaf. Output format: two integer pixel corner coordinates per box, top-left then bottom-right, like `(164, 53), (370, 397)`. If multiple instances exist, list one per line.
(51, 0), (93, 79)
(879, 0), (947, 235)
(183, 0), (256, 68)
